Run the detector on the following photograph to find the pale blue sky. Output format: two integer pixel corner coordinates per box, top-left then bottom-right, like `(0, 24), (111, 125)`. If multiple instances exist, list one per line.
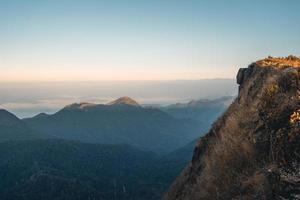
(0, 0), (299, 81)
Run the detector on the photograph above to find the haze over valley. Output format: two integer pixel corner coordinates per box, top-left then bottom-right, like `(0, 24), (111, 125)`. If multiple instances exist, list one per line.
(0, 79), (236, 118)
(0, 94), (232, 199)
(0, 0), (299, 199)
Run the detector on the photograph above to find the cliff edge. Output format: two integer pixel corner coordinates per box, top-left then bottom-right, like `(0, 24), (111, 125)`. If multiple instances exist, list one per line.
(163, 56), (300, 200)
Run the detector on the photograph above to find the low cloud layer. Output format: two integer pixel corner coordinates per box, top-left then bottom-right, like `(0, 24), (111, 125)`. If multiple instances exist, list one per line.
(0, 80), (237, 118)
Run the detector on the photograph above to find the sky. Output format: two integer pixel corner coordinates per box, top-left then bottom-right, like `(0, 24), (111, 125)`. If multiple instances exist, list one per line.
(0, 0), (300, 81)
(0, 0), (299, 117)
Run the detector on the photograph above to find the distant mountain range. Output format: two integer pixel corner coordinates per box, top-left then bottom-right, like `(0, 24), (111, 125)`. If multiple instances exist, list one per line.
(161, 96), (233, 125)
(24, 97), (204, 154)
(0, 109), (43, 142)
(0, 96), (232, 200)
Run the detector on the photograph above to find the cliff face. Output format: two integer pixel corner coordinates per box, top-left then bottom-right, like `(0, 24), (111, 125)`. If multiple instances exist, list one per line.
(164, 56), (300, 200)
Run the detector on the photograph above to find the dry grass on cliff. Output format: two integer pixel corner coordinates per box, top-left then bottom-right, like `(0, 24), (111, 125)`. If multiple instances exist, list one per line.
(198, 111), (259, 199)
(198, 67), (300, 199)
(256, 55), (300, 68)
(163, 57), (300, 200)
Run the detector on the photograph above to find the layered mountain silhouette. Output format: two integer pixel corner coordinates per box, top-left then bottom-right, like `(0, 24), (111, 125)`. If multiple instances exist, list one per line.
(0, 94), (235, 200)
(164, 56), (300, 200)
(162, 96), (232, 127)
(0, 109), (42, 142)
(24, 97), (201, 154)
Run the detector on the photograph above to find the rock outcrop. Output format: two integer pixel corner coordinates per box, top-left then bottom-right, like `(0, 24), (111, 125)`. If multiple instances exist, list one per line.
(163, 56), (300, 200)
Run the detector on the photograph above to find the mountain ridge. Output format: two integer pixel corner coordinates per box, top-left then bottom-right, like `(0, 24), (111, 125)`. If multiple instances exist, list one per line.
(163, 56), (300, 200)
(24, 97), (202, 154)
(0, 109), (22, 126)
(62, 97), (140, 111)
(107, 96), (140, 106)
(0, 109), (44, 142)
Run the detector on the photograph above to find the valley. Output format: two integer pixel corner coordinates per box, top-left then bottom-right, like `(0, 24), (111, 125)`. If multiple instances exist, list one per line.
(0, 96), (229, 199)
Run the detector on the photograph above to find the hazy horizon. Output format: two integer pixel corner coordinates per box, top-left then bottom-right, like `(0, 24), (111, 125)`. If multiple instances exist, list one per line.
(1, 0), (299, 116)
(0, 1), (299, 200)
(0, 79), (236, 118)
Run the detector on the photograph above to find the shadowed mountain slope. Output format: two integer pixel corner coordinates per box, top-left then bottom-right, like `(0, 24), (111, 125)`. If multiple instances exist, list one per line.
(164, 56), (300, 200)
(162, 96), (233, 128)
(0, 137), (212, 200)
(24, 97), (201, 154)
(0, 139), (164, 200)
(0, 109), (43, 142)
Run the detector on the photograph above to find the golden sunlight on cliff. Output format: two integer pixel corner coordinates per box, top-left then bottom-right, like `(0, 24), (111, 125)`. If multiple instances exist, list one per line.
(290, 109), (300, 124)
(256, 55), (300, 68)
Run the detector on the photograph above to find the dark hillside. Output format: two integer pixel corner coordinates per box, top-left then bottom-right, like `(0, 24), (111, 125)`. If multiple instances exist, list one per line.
(24, 97), (201, 154)
(164, 56), (300, 200)
(0, 109), (43, 142)
(0, 139), (163, 200)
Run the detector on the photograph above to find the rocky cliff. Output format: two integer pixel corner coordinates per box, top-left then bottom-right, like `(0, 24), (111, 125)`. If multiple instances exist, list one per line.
(163, 56), (300, 200)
